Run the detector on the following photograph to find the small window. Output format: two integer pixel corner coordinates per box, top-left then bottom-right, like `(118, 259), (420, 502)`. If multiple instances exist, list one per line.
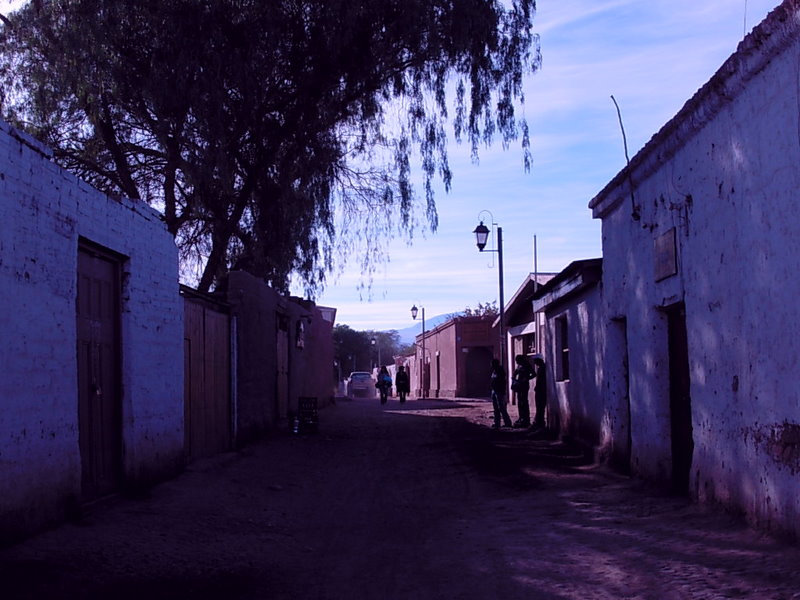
(522, 333), (536, 356)
(556, 316), (569, 381)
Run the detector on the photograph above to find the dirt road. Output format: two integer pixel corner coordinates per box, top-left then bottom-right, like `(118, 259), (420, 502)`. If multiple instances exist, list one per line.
(3, 397), (800, 599)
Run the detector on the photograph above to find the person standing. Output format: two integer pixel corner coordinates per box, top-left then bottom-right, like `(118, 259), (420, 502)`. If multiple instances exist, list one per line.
(490, 359), (513, 428)
(377, 366), (392, 404)
(532, 356), (547, 429)
(395, 365), (410, 403)
(511, 354), (535, 428)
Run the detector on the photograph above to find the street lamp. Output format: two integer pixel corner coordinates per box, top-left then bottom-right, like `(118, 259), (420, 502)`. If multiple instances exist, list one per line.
(371, 337), (381, 368)
(411, 304), (427, 398)
(473, 212), (506, 369)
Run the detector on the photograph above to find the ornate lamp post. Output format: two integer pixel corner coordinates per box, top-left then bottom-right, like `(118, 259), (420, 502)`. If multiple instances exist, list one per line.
(411, 304), (427, 398)
(473, 212), (506, 369)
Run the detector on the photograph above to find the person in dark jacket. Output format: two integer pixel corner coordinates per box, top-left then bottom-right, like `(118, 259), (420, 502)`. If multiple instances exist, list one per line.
(490, 358), (513, 428)
(511, 354), (535, 427)
(395, 365), (410, 403)
(377, 366), (392, 404)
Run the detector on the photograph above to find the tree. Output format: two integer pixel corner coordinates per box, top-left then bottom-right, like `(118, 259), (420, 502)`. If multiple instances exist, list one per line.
(463, 301), (500, 317)
(446, 300), (499, 320)
(0, 0), (540, 294)
(333, 325), (372, 375)
(333, 326), (410, 376)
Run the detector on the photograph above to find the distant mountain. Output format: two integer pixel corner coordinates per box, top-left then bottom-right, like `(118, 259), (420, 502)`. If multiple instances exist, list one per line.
(391, 313), (453, 345)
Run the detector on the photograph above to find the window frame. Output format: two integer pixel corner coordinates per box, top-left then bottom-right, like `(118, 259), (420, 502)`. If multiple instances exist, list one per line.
(556, 316), (570, 381)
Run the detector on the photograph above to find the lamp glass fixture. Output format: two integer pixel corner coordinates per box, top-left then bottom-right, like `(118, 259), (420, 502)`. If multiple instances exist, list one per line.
(473, 221), (490, 251)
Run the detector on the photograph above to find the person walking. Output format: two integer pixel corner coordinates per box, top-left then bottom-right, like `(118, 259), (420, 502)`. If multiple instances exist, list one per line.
(395, 365), (410, 403)
(489, 358), (513, 429)
(532, 356), (547, 429)
(377, 366), (392, 404)
(511, 354), (535, 428)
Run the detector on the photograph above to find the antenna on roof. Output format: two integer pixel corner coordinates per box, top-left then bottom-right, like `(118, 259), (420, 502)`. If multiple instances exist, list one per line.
(610, 95), (641, 221)
(743, 0), (748, 37)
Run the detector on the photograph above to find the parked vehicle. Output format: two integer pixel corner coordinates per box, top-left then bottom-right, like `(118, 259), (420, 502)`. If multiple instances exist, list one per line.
(346, 371), (376, 399)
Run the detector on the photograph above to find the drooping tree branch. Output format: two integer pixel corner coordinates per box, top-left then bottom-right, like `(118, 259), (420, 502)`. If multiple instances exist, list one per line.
(0, 0), (541, 294)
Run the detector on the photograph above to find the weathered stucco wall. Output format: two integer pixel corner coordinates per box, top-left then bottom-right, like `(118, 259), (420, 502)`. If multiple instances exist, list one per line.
(591, 1), (800, 537)
(420, 322), (458, 397)
(0, 119), (183, 540)
(226, 271), (335, 443)
(289, 298), (336, 406)
(542, 287), (605, 449)
(226, 271), (280, 442)
(416, 317), (496, 398)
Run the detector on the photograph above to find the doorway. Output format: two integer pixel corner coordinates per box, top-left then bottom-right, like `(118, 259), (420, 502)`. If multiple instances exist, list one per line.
(276, 314), (290, 422)
(610, 317), (631, 473)
(464, 346), (492, 397)
(666, 303), (693, 494)
(76, 244), (123, 501)
(183, 295), (231, 461)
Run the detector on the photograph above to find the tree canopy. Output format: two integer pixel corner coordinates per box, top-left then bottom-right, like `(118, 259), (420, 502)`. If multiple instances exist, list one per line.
(0, 0), (540, 294)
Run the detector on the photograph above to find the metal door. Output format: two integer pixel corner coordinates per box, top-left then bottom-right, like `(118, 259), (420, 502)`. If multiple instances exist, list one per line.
(77, 246), (122, 501)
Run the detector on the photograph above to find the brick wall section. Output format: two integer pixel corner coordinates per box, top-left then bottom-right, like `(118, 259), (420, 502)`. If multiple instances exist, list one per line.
(0, 119), (183, 540)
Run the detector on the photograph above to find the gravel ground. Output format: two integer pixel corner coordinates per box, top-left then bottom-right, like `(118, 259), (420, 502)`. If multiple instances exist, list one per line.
(2, 396), (800, 600)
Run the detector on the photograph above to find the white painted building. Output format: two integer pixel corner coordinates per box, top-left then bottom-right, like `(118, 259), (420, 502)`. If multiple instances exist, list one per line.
(531, 260), (606, 454)
(590, 0), (800, 537)
(1, 119), (184, 540)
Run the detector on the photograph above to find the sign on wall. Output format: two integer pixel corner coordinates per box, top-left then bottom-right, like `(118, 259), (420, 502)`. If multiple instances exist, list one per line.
(654, 227), (678, 281)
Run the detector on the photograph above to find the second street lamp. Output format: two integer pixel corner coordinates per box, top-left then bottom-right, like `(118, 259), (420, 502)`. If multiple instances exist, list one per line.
(411, 304), (427, 398)
(473, 213), (506, 370)
(371, 337), (381, 368)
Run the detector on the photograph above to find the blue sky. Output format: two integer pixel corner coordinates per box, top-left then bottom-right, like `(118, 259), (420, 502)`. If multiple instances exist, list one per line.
(1, 0), (781, 332)
(303, 0), (781, 332)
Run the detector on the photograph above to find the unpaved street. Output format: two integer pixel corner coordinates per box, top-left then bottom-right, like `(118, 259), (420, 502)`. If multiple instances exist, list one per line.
(3, 397), (800, 599)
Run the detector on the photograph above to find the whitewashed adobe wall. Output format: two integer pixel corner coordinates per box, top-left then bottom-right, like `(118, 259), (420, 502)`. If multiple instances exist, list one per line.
(591, 0), (800, 538)
(542, 288), (604, 443)
(0, 119), (184, 539)
(532, 261), (604, 455)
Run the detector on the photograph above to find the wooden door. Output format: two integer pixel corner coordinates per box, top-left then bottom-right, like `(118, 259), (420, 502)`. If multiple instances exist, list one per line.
(609, 317), (631, 473)
(205, 308), (231, 451)
(77, 246), (122, 501)
(183, 298), (231, 461)
(667, 304), (693, 494)
(276, 314), (289, 420)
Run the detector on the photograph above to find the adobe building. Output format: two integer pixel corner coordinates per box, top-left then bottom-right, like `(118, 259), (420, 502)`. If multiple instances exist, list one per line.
(412, 315), (499, 398)
(1, 119), (184, 541)
(590, 0), (800, 537)
(531, 260), (605, 457)
(224, 271), (336, 443)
